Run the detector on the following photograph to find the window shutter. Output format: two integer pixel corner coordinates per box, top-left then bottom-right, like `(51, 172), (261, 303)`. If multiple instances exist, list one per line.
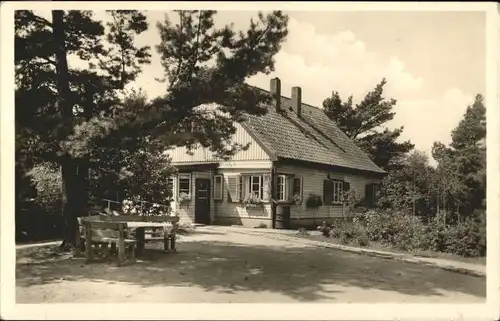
(365, 184), (374, 207)
(262, 174), (271, 201)
(213, 175), (223, 200)
(343, 181), (350, 192)
(299, 177), (303, 200)
(227, 176), (239, 203)
(323, 180), (333, 205)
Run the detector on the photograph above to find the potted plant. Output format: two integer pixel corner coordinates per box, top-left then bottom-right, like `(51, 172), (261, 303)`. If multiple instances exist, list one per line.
(305, 193), (322, 209)
(242, 194), (263, 208)
(178, 192), (191, 207)
(292, 192), (302, 205)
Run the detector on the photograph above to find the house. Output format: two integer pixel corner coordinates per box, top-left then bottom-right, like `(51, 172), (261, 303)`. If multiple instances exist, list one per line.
(167, 77), (387, 229)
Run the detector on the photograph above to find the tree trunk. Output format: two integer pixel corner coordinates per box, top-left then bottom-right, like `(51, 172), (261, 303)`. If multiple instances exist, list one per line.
(436, 186), (440, 215)
(442, 193), (447, 226)
(52, 10), (86, 250)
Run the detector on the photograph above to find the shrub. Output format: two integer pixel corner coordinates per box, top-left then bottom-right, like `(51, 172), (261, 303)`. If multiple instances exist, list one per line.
(335, 223), (370, 247)
(339, 230), (351, 245)
(305, 193), (322, 209)
(442, 217), (485, 257)
(329, 227), (342, 238)
(351, 209), (486, 257)
(353, 226), (370, 247)
(317, 222), (331, 237)
(26, 162), (63, 211)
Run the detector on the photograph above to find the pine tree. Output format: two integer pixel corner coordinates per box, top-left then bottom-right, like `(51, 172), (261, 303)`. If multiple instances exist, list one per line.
(16, 10), (289, 249)
(322, 78), (414, 170)
(432, 94), (486, 220)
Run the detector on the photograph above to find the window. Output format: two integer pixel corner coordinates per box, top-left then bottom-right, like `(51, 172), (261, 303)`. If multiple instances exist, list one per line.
(178, 173), (191, 198)
(227, 174), (271, 203)
(365, 183), (381, 206)
(323, 179), (346, 205)
(276, 175), (302, 202)
(276, 175), (287, 201)
(238, 175), (243, 200)
(292, 177), (302, 200)
(332, 180), (343, 204)
(213, 175), (223, 200)
(249, 175), (262, 199)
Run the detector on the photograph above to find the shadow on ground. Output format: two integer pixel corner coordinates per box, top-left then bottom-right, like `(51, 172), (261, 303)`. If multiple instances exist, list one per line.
(16, 229), (486, 302)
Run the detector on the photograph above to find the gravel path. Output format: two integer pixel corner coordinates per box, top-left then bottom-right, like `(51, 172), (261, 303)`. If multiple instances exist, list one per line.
(16, 226), (486, 303)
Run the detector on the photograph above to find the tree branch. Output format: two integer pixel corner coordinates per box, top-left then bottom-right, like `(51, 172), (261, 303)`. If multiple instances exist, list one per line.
(188, 10), (203, 80)
(168, 11), (185, 91)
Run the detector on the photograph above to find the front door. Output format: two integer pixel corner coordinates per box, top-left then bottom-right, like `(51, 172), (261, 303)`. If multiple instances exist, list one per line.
(195, 178), (211, 225)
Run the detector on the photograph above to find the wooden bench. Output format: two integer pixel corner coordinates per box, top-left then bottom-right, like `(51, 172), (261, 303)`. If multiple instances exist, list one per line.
(80, 219), (137, 266)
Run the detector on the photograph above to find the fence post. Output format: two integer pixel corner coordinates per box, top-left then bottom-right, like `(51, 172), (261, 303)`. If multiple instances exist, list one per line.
(107, 200), (111, 214)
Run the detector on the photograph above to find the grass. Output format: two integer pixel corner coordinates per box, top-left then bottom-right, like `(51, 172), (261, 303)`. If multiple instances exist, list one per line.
(293, 233), (486, 266)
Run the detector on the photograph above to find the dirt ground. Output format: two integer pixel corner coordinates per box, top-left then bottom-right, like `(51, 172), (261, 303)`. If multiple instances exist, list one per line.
(16, 226), (486, 303)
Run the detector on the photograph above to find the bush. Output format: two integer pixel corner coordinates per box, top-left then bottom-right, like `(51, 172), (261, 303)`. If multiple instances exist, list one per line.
(353, 227), (370, 247)
(444, 217), (485, 257)
(336, 223), (369, 247)
(305, 193), (322, 209)
(341, 209), (485, 258)
(329, 227), (342, 238)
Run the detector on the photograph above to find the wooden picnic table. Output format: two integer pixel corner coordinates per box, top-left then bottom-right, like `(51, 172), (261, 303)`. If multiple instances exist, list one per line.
(126, 221), (175, 256)
(80, 215), (179, 265)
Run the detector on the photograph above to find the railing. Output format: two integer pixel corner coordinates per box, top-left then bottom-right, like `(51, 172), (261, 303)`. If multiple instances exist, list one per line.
(89, 197), (173, 216)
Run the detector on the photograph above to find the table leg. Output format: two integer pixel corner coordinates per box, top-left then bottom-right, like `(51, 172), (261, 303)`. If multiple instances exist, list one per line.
(84, 225), (92, 263)
(136, 227), (145, 256)
(118, 225), (125, 266)
(163, 232), (169, 251)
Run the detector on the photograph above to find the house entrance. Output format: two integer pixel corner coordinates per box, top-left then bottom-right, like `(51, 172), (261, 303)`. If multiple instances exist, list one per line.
(194, 178), (211, 225)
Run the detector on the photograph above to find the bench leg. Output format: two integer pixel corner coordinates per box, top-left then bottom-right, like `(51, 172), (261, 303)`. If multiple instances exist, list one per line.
(128, 244), (136, 264)
(136, 228), (145, 256)
(163, 233), (169, 251)
(170, 235), (176, 252)
(103, 243), (110, 260)
(117, 238), (125, 266)
(85, 232), (92, 264)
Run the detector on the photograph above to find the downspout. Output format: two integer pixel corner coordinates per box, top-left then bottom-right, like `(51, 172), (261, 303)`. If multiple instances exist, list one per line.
(271, 160), (277, 229)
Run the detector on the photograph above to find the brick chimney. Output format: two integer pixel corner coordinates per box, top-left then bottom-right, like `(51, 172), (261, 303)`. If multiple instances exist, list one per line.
(270, 77), (281, 112)
(291, 86), (302, 117)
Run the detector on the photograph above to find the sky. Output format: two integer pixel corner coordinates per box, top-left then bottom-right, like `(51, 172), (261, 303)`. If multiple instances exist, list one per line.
(53, 10), (487, 163)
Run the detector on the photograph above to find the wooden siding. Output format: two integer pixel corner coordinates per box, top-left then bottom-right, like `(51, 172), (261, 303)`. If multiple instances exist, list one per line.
(171, 163), (381, 229)
(276, 164), (381, 220)
(169, 122), (270, 164)
(212, 169), (273, 228)
(172, 171), (212, 225)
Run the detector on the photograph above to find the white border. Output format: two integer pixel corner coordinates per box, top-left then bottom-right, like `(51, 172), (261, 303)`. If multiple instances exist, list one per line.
(1, 2), (498, 320)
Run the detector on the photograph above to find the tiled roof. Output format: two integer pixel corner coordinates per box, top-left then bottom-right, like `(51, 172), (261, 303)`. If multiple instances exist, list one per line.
(242, 89), (386, 174)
